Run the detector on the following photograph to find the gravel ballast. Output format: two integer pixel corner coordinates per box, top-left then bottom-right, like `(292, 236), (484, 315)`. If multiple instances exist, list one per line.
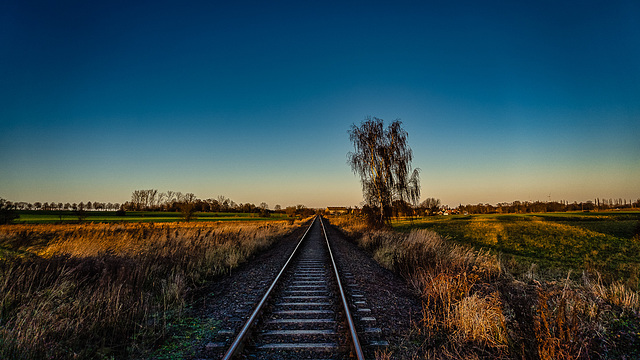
(171, 217), (423, 359)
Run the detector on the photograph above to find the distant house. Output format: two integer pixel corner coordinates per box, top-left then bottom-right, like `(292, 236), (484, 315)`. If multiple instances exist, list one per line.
(438, 208), (460, 216)
(325, 206), (349, 215)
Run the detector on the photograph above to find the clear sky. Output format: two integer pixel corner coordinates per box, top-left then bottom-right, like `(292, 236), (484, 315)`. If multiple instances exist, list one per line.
(1, 0), (639, 208)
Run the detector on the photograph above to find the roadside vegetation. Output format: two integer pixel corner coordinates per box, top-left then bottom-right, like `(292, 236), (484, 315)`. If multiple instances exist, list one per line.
(0, 220), (300, 359)
(330, 212), (640, 359)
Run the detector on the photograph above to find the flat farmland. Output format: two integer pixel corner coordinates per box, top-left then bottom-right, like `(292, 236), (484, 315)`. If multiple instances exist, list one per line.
(14, 210), (289, 223)
(393, 211), (640, 287)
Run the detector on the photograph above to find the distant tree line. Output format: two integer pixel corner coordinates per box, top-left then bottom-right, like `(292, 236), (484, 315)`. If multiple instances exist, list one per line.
(1, 198), (19, 224)
(0, 190), (319, 221)
(458, 198), (640, 215)
(122, 190), (318, 218)
(2, 200), (121, 212)
(121, 190), (277, 216)
(382, 198), (640, 217)
(342, 197), (640, 221)
(3, 193), (637, 225)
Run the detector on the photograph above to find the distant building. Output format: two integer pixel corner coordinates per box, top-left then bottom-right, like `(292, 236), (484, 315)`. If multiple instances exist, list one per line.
(325, 206), (349, 215)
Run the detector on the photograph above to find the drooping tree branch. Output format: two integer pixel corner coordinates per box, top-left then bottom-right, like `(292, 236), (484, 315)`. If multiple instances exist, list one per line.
(348, 116), (420, 226)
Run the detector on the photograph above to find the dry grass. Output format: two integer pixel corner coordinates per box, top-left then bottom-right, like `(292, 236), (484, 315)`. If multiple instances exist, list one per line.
(590, 279), (640, 313)
(453, 292), (507, 347)
(353, 228), (509, 356)
(330, 215), (640, 359)
(0, 220), (297, 359)
(325, 213), (368, 237)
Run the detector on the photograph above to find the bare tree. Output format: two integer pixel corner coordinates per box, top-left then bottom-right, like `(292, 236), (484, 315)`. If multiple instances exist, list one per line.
(157, 192), (168, 209)
(130, 189), (159, 210)
(206, 198), (221, 212)
(180, 193), (198, 222)
(217, 195), (230, 212)
(420, 198), (441, 216)
(348, 117), (420, 226)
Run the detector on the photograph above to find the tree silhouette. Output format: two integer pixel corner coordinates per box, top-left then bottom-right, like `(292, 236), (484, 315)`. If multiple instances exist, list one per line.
(348, 117), (420, 226)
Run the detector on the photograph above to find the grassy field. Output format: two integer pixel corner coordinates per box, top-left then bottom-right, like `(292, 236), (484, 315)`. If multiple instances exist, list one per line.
(0, 219), (303, 359)
(392, 211), (640, 288)
(330, 214), (640, 359)
(13, 210), (289, 223)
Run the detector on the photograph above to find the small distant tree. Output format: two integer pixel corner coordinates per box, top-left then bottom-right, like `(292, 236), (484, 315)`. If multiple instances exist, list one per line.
(420, 198), (441, 216)
(75, 208), (87, 222)
(217, 195), (230, 212)
(206, 198), (221, 212)
(285, 206), (297, 218)
(348, 117), (420, 227)
(392, 199), (413, 218)
(180, 193), (198, 222)
(0, 199), (19, 224)
(115, 206), (126, 217)
(258, 202), (270, 217)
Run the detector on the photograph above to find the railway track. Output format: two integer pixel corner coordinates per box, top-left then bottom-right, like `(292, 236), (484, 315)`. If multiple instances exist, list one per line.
(221, 216), (366, 359)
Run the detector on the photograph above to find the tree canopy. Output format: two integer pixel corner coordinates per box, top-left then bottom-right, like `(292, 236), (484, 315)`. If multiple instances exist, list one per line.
(348, 117), (420, 226)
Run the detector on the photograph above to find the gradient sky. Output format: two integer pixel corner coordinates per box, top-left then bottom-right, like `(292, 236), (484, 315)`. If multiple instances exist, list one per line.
(1, 0), (639, 208)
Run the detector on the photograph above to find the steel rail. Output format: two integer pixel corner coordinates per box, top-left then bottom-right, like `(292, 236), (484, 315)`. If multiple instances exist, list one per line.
(221, 216), (318, 360)
(319, 216), (365, 360)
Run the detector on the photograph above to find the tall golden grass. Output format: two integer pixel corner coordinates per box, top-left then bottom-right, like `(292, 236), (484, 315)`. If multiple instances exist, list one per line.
(330, 216), (640, 359)
(0, 221), (297, 359)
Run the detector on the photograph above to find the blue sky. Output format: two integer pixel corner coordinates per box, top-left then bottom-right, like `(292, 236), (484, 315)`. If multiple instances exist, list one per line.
(1, 0), (638, 208)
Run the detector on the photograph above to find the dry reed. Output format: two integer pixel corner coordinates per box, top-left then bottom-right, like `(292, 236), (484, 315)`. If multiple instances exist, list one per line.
(0, 220), (296, 359)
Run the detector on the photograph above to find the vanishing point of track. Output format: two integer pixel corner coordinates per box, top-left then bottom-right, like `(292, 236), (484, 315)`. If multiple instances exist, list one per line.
(221, 215), (365, 359)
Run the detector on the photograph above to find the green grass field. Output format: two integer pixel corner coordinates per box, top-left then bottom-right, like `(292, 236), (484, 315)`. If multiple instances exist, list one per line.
(13, 210), (289, 223)
(393, 211), (640, 288)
